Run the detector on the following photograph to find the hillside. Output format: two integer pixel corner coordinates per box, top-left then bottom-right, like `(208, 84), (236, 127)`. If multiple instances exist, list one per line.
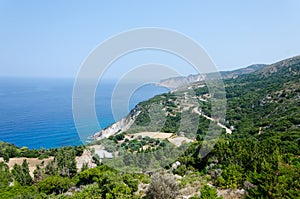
(0, 56), (299, 198)
(93, 55), (300, 198)
(95, 56), (299, 141)
(156, 63), (266, 89)
(225, 55), (300, 136)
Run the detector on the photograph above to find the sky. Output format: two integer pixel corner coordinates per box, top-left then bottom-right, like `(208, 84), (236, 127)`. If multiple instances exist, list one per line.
(0, 0), (300, 78)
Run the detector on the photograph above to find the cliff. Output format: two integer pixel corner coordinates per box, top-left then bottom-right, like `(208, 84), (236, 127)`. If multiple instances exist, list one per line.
(156, 64), (266, 89)
(93, 107), (141, 140)
(156, 74), (206, 89)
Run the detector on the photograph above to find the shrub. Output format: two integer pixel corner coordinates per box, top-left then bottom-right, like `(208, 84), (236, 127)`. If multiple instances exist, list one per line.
(38, 175), (73, 195)
(145, 172), (179, 199)
(191, 185), (223, 199)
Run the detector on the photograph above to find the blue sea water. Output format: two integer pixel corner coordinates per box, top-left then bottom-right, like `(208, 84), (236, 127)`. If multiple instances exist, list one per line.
(0, 77), (169, 149)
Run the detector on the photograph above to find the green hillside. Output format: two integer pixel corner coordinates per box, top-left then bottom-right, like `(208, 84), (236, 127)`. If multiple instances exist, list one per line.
(101, 55), (300, 198)
(0, 56), (299, 198)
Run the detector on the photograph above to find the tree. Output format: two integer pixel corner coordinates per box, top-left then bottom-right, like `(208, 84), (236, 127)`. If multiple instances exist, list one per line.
(216, 164), (244, 189)
(38, 175), (73, 195)
(45, 160), (58, 176)
(81, 162), (89, 172)
(0, 185), (38, 198)
(71, 185), (102, 199)
(98, 171), (133, 199)
(122, 173), (139, 193)
(55, 147), (77, 177)
(76, 165), (116, 186)
(11, 160), (33, 186)
(0, 162), (12, 189)
(22, 159), (33, 185)
(33, 164), (45, 182)
(2, 153), (9, 162)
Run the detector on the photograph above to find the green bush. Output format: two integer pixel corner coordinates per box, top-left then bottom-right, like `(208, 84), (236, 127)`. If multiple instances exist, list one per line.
(38, 175), (73, 195)
(191, 185), (223, 199)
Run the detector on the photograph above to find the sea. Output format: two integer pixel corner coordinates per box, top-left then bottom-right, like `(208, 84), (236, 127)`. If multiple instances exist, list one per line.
(0, 77), (169, 149)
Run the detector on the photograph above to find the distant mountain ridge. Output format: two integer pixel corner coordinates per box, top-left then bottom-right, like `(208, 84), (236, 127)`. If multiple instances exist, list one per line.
(256, 55), (300, 77)
(156, 64), (266, 89)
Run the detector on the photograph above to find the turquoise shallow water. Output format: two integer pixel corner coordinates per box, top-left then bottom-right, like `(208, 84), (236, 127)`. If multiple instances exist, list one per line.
(0, 77), (169, 149)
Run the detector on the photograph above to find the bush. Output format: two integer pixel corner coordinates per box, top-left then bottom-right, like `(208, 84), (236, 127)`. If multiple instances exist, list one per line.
(191, 185), (223, 199)
(145, 172), (179, 199)
(0, 185), (38, 199)
(122, 173), (139, 193)
(76, 165), (115, 186)
(116, 133), (125, 141)
(98, 171), (135, 199)
(38, 175), (73, 195)
(216, 164), (244, 189)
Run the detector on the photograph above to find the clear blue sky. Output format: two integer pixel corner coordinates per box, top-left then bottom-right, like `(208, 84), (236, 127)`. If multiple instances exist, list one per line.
(0, 0), (300, 78)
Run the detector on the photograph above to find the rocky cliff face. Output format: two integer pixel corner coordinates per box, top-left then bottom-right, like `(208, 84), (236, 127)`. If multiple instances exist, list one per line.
(156, 64), (265, 89)
(93, 107), (141, 140)
(156, 74), (206, 89)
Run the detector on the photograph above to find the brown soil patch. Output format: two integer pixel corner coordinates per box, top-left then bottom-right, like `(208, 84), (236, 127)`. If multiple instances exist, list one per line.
(0, 157), (54, 177)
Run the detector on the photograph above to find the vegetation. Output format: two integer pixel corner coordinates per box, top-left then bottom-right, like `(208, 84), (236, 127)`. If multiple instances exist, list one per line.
(191, 185), (223, 199)
(0, 162), (12, 189)
(0, 142), (84, 162)
(11, 159), (33, 186)
(0, 56), (299, 198)
(106, 133), (164, 153)
(145, 172), (179, 199)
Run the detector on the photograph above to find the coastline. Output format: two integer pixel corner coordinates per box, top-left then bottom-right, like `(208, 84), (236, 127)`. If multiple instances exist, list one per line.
(93, 107), (141, 140)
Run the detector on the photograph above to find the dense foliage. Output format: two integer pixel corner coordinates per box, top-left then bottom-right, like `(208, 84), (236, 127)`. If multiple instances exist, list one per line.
(0, 142), (84, 162)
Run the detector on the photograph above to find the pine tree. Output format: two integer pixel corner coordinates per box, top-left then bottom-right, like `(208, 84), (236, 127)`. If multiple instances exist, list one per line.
(21, 159), (33, 185)
(12, 159), (33, 186)
(55, 147), (77, 177)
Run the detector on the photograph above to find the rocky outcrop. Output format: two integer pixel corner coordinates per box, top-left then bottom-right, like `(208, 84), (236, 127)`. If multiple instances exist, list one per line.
(156, 74), (206, 89)
(93, 107), (141, 140)
(75, 149), (97, 171)
(156, 64), (265, 89)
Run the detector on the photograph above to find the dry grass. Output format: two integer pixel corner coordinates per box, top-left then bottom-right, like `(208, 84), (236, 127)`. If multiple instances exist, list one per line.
(0, 157), (53, 177)
(128, 132), (173, 139)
